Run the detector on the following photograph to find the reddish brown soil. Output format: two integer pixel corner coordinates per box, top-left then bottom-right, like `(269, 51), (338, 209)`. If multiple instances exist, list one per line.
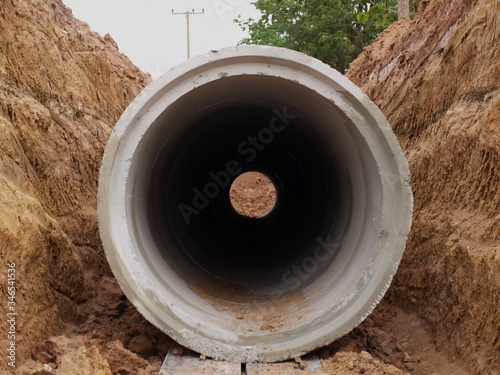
(347, 0), (499, 373)
(230, 172), (277, 218)
(0, 0), (497, 374)
(0, 0), (150, 371)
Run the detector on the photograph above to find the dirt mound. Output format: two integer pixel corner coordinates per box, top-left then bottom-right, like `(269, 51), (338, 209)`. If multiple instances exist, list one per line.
(321, 351), (405, 375)
(347, 0), (499, 374)
(0, 0), (150, 369)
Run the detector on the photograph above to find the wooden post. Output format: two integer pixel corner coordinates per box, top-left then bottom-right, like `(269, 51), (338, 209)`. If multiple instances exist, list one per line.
(398, 0), (410, 19)
(172, 9), (205, 59)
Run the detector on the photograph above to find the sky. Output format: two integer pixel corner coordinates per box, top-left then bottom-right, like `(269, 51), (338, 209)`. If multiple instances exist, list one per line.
(62, 0), (261, 79)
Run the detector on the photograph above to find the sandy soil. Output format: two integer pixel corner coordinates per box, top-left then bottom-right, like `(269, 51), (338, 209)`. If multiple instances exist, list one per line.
(347, 0), (499, 373)
(229, 172), (277, 218)
(0, 0), (150, 371)
(0, 0), (498, 374)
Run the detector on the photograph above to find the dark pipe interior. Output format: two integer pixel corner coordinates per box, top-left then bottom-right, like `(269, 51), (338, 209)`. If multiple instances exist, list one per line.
(147, 105), (344, 293)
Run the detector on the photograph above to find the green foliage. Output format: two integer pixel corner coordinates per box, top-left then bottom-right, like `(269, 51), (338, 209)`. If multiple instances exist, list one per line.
(356, 3), (397, 28)
(357, 3), (390, 27)
(235, 0), (397, 73)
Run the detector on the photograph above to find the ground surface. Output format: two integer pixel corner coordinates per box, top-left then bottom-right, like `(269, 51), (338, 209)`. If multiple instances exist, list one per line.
(0, 0), (498, 374)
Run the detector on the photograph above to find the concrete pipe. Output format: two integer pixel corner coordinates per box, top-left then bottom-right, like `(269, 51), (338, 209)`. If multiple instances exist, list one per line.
(98, 46), (413, 363)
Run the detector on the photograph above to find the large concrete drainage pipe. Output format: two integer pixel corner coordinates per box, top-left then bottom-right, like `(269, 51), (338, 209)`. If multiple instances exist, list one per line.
(98, 46), (413, 363)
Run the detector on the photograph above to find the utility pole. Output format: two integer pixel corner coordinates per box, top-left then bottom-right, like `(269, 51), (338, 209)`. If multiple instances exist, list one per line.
(397, 0), (410, 19)
(172, 9), (205, 59)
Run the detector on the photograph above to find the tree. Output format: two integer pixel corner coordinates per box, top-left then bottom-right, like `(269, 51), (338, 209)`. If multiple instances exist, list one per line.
(235, 0), (397, 73)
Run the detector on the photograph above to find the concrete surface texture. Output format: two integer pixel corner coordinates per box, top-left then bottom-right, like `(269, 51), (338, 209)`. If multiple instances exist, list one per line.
(98, 45), (413, 362)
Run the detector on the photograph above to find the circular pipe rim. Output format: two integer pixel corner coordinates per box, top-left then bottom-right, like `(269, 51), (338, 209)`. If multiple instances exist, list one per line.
(98, 46), (413, 363)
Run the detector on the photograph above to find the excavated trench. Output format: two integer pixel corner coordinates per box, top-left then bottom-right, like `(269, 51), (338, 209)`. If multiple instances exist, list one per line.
(0, 0), (498, 374)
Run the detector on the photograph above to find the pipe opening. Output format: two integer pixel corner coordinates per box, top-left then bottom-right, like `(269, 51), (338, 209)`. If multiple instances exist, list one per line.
(99, 47), (412, 363)
(229, 171), (277, 219)
(145, 101), (344, 299)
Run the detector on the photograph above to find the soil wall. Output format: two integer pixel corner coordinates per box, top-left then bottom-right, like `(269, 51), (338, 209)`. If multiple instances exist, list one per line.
(347, 0), (499, 373)
(0, 0), (150, 368)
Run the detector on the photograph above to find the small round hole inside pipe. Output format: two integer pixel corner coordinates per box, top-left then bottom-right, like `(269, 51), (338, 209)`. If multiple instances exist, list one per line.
(229, 172), (277, 218)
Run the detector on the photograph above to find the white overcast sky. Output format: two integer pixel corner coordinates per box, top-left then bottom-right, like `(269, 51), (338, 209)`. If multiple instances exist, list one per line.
(62, 0), (261, 78)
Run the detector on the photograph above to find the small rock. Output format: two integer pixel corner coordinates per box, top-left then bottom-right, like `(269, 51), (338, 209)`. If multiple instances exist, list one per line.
(294, 356), (306, 370)
(157, 339), (171, 355)
(405, 362), (416, 371)
(363, 317), (375, 328)
(33, 341), (59, 364)
(33, 350), (55, 365)
(386, 364), (405, 375)
(33, 368), (53, 375)
(103, 340), (148, 375)
(57, 346), (111, 375)
(107, 300), (126, 316)
(128, 334), (153, 358)
(149, 355), (162, 364)
(171, 347), (184, 355)
(360, 351), (373, 361)
(404, 352), (414, 362)
(381, 340), (395, 356)
(111, 332), (130, 347)
(99, 276), (123, 295)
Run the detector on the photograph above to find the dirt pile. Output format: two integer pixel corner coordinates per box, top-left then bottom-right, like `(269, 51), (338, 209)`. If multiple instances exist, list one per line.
(19, 276), (167, 375)
(0, 0), (150, 369)
(321, 351), (405, 375)
(347, 0), (499, 374)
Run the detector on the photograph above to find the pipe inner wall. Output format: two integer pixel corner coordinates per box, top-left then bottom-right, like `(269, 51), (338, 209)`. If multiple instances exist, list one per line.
(98, 46), (413, 363)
